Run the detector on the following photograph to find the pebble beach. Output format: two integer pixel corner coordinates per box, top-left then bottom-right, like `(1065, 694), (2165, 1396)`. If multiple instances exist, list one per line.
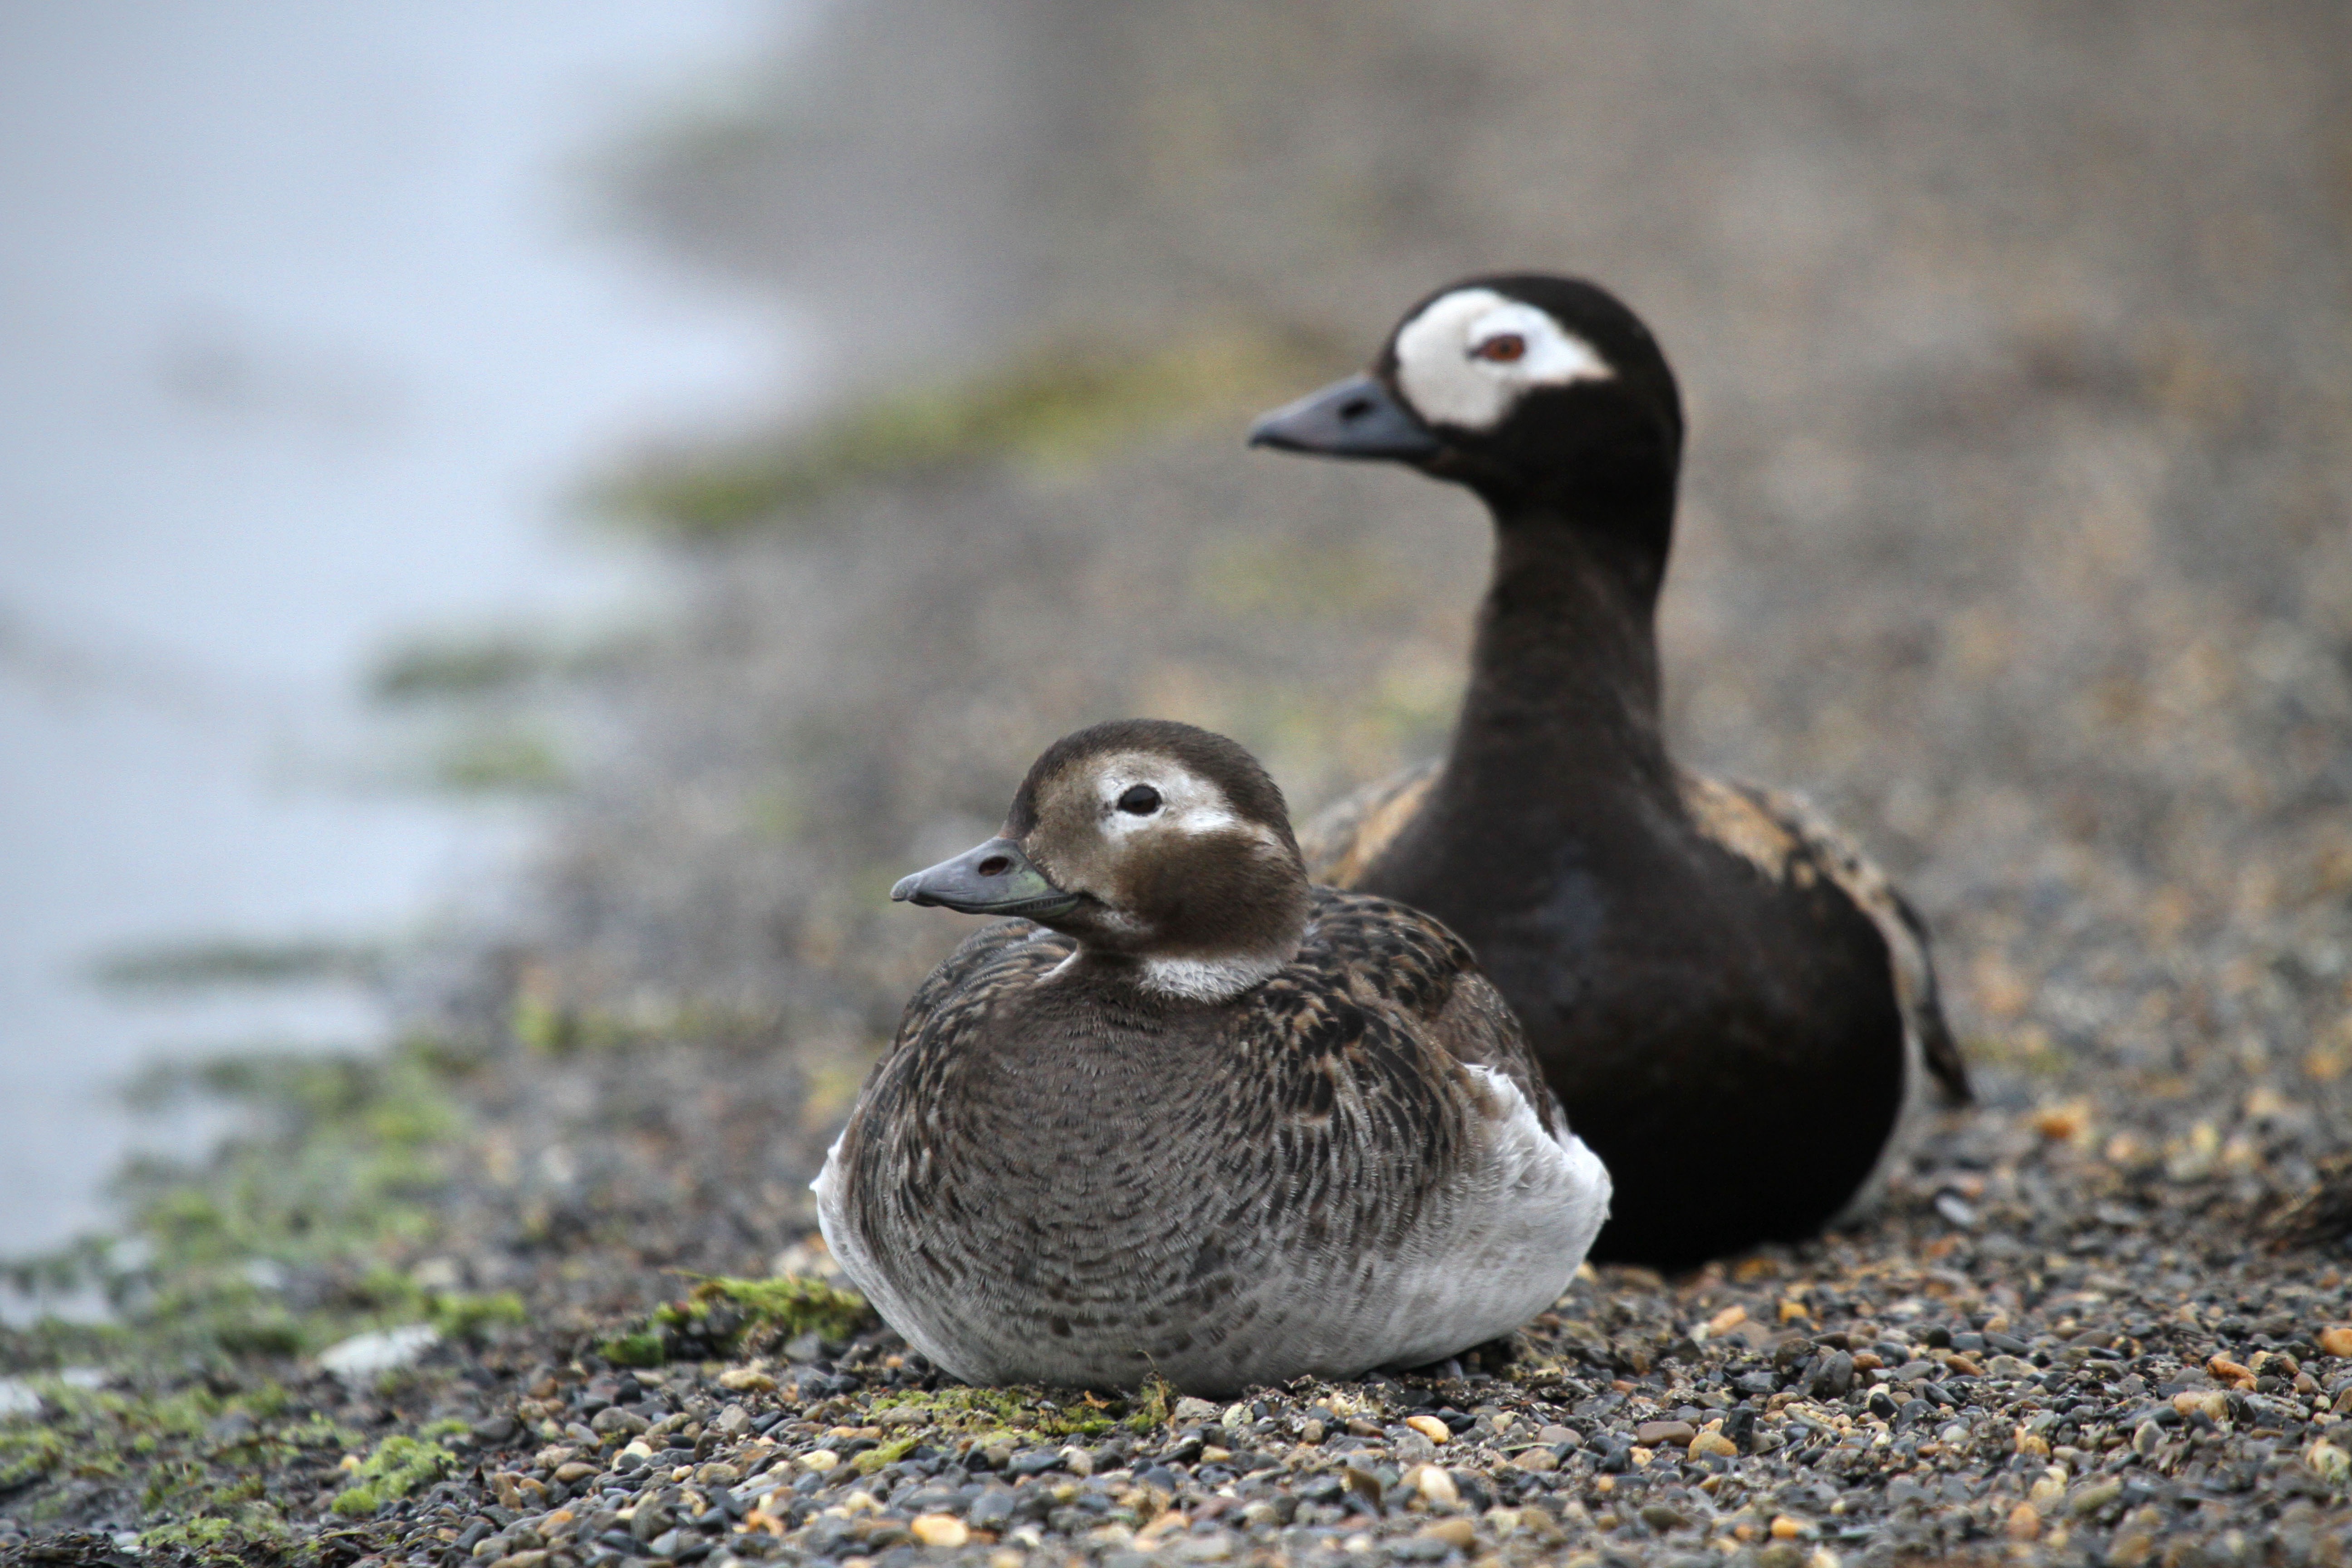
(6, 2), (2352, 1564)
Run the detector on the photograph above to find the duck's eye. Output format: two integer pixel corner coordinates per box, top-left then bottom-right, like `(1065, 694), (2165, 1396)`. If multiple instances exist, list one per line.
(1471, 333), (1526, 363)
(1116, 784), (1162, 816)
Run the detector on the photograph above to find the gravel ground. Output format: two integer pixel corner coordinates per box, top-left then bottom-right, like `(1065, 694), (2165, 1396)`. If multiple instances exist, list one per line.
(9, 3), (2352, 1563)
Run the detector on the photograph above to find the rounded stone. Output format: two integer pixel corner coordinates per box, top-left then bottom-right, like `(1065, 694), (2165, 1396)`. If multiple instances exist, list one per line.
(911, 1514), (970, 1547)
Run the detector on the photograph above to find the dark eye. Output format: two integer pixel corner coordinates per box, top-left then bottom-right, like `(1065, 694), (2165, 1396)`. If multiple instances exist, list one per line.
(1472, 333), (1526, 363)
(1117, 784), (1161, 816)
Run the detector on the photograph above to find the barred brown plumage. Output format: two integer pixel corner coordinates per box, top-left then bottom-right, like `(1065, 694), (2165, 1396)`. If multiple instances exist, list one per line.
(816, 719), (1609, 1395)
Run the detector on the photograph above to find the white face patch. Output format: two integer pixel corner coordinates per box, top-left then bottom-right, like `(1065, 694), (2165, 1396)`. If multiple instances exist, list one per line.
(1391, 287), (1614, 433)
(1089, 753), (1252, 842)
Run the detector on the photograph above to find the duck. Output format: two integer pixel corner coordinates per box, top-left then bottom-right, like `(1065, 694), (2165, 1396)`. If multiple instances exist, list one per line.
(813, 717), (1610, 1395)
(1248, 274), (1970, 1270)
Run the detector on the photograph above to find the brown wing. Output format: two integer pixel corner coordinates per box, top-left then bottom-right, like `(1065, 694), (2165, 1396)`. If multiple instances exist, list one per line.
(1291, 886), (1563, 1139)
(884, 918), (1073, 1061)
(1297, 759), (1442, 888)
(1678, 773), (1971, 1105)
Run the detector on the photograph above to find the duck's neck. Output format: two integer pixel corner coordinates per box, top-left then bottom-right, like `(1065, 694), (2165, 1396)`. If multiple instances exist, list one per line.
(1063, 941), (1295, 1004)
(1442, 495), (1674, 802)
(1063, 856), (1309, 1004)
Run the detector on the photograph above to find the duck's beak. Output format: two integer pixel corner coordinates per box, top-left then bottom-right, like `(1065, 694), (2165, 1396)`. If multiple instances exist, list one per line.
(890, 837), (1082, 920)
(1247, 372), (1443, 461)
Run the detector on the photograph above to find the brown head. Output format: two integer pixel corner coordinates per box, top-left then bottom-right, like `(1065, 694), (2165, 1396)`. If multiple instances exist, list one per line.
(891, 719), (1311, 1000)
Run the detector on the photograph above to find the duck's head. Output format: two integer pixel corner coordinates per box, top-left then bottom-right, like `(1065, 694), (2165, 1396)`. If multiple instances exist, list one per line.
(1250, 274), (1682, 518)
(891, 719), (1311, 1000)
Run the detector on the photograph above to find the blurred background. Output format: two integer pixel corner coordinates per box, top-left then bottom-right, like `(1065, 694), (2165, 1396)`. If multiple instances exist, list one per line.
(3, 0), (2349, 1305)
(0, 1), (809, 1255)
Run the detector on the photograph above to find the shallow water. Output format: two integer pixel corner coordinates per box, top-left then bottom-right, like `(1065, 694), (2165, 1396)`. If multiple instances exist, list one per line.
(0, 1), (809, 1255)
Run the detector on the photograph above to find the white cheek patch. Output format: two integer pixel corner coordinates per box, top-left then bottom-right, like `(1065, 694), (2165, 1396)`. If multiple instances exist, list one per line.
(1094, 756), (1242, 839)
(1087, 754), (1292, 855)
(1392, 288), (1615, 433)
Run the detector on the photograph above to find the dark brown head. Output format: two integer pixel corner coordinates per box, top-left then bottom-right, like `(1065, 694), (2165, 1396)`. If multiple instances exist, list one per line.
(891, 720), (1311, 1000)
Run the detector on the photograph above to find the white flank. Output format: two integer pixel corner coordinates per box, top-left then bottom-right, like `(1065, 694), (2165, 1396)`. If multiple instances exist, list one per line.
(1274, 1063), (1612, 1375)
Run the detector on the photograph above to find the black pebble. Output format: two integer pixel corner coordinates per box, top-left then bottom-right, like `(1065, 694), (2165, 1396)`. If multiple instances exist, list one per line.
(1807, 1351), (1856, 1400)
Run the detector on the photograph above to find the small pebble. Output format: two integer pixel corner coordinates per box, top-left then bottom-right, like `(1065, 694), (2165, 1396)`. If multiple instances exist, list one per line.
(1418, 1518), (1476, 1549)
(911, 1514), (969, 1547)
(2207, 1356), (2256, 1388)
(1403, 1415), (1450, 1445)
(1409, 1463), (1458, 1507)
(2172, 1390), (2228, 1422)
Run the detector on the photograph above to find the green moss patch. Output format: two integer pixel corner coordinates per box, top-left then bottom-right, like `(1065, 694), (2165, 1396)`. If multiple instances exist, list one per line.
(1, 1036), (486, 1377)
(431, 725), (570, 794)
(328, 1432), (456, 1518)
(595, 329), (1323, 540)
(862, 1381), (1146, 1442)
(93, 938), (386, 994)
(2, 1377), (362, 1550)
(138, 1514), (290, 1565)
(600, 1274), (874, 1367)
(850, 1435), (919, 1475)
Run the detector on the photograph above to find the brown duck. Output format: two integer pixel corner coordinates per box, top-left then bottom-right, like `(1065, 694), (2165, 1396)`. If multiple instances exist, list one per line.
(814, 719), (1610, 1394)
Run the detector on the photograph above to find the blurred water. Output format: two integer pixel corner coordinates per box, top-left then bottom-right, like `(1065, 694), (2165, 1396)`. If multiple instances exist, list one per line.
(0, 2), (809, 1254)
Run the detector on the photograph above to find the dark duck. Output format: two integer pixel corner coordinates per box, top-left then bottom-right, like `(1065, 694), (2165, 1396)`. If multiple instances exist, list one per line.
(814, 719), (1609, 1395)
(1249, 275), (1970, 1269)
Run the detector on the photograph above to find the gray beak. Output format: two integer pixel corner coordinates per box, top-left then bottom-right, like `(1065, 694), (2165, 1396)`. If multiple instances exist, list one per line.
(1247, 372), (1443, 461)
(890, 837), (1081, 920)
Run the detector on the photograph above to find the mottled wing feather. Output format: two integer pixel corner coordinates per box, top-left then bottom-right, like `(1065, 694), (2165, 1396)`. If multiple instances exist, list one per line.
(1298, 759), (1442, 887)
(1678, 773), (1971, 1105)
(828, 887), (1603, 1390)
(1432, 968), (1568, 1138)
(885, 918), (1073, 1060)
(1288, 887), (1562, 1138)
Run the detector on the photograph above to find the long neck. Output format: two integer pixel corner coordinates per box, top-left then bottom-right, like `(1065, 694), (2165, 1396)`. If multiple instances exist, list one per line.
(1442, 496), (1674, 803)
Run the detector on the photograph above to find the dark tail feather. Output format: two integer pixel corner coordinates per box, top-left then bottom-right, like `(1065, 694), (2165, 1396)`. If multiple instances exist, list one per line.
(2264, 1153), (2352, 1253)
(1893, 889), (1972, 1105)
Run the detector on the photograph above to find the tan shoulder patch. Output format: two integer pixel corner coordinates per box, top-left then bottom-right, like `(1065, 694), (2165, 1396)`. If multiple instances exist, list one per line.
(1682, 770), (1969, 1111)
(1298, 760), (1442, 888)
(1677, 772), (1810, 886)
